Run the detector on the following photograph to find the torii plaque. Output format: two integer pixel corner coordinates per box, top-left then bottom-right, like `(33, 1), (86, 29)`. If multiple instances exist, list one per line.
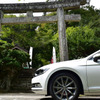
(0, 0), (86, 61)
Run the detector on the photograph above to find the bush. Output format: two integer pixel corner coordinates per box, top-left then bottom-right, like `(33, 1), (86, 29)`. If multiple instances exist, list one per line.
(0, 41), (30, 91)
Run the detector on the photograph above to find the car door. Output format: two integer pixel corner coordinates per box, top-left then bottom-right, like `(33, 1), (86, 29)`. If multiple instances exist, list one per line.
(87, 53), (100, 92)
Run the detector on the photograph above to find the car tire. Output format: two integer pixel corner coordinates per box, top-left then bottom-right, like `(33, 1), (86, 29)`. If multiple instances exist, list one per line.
(49, 72), (81, 100)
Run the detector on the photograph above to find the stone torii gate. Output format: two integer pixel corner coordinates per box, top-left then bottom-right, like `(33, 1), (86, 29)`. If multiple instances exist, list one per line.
(0, 0), (86, 61)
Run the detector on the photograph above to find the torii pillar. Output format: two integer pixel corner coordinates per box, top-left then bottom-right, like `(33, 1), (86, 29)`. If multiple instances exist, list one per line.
(0, 11), (3, 34)
(57, 8), (68, 61)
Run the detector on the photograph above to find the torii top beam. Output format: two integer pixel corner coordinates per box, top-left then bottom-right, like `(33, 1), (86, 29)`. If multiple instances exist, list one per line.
(0, 0), (86, 13)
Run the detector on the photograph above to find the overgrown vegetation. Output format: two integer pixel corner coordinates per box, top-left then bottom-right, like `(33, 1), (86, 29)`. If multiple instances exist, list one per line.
(0, 40), (30, 91)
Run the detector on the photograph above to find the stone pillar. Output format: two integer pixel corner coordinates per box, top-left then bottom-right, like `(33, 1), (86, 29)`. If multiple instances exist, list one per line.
(27, 11), (33, 18)
(0, 10), (3, 34)
(57, 7), (68, 61)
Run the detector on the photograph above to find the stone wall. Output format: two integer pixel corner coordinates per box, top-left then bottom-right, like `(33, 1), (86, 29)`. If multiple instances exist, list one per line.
(0, 69), (36, 93)
(11, 69), (36, 92)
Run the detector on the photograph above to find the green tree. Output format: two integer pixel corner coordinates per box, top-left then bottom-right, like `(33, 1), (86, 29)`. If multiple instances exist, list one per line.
(66, 26), (99, 59)
(68, 6), (100, 26)
(32, 23), (57, 67)
(0, 40), (30, 91)
(1, 21), (38, 49)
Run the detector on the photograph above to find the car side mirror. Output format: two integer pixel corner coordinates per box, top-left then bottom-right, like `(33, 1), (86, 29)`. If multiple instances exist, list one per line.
(93, 54), (100, 62)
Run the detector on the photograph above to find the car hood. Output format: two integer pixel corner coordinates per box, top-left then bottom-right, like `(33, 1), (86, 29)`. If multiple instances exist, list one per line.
(41, 58), (86, 70)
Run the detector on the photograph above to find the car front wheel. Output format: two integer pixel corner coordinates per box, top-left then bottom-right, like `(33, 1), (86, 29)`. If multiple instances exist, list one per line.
(50, 72), (80, 100)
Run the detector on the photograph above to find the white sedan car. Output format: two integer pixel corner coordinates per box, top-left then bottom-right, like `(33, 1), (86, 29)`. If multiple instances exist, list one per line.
(31, 50), (100, 100)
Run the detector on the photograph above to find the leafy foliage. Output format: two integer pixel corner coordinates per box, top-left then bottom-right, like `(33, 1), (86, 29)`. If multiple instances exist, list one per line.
(68, 6), (100, 26)
(0, 41), (30, 90)
(66, 26), (100, 59)
(0, 41), (30, 71)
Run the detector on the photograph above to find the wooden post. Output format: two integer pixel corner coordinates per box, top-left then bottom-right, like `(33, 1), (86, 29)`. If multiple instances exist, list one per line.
(57, 8), (68, 61)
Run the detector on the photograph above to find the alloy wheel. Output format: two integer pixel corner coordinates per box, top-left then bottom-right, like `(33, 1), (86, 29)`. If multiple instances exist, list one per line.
(52, 75), (77, 100)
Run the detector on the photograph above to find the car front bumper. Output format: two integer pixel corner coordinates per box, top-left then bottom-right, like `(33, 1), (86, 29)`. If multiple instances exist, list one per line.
(31, 74), (47, 95)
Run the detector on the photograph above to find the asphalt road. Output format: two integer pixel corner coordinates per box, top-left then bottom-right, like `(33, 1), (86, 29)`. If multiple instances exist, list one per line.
(0, 93), (100, 100)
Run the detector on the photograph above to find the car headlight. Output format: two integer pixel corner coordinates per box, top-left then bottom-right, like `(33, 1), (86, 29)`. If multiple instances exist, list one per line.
(35, 68), (50, 77)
